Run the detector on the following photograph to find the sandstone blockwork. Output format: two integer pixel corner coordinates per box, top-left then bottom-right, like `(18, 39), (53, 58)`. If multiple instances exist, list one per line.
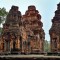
(0, 5), (45, 53)
(49, 3), (60, 52)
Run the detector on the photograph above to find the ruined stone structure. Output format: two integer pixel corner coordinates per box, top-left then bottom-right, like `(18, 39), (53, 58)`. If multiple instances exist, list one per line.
(49, 3), (60, 52)
(22, 6), (45, 53)
(0, 6), (21, 52)
(0, 5), (45, 54)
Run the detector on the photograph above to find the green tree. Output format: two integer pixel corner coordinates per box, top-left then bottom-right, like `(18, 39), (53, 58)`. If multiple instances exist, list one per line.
(44, 40), (50, 52)
(0, 7), (8, 24)
(0, 7), (8, 34)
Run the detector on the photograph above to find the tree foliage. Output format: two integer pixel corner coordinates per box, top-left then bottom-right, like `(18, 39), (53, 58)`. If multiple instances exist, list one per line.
(0, 7), (8, 34)
(0, 7), (7, 16)
(0, 7), (8, 24)
(44, 40), (50, 52)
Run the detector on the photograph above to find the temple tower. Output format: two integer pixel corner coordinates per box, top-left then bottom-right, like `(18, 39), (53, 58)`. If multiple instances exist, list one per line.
(22, 5), (45, 53)
(2, 6), (21, 52)
(49, 3), (60, 52)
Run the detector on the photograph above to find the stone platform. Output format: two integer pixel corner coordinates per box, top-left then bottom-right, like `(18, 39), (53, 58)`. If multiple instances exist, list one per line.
(0, 55), (60, 60)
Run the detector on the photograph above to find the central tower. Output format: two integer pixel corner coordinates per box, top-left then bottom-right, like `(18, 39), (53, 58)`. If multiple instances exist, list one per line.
(22, 5), (45, 53)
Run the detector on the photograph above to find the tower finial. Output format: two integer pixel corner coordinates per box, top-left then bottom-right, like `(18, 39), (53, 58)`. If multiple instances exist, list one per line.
(57, 2), (60, 10)
(57, 2), (60, 6)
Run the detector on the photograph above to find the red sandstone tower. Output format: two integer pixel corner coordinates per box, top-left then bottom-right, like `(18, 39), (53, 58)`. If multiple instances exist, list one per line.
(22, 6), (45, 53)
(49, 3), (60, 52)
(1, 6), (21, 52)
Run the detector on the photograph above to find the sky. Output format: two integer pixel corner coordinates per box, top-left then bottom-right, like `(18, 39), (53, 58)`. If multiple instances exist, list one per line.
(0, 0), (60, 41)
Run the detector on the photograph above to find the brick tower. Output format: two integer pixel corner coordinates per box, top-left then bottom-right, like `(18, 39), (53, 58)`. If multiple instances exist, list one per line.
(49, 3), (60, 52)
(2, 6), (21, 52)
(22, 5), (45, 53)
